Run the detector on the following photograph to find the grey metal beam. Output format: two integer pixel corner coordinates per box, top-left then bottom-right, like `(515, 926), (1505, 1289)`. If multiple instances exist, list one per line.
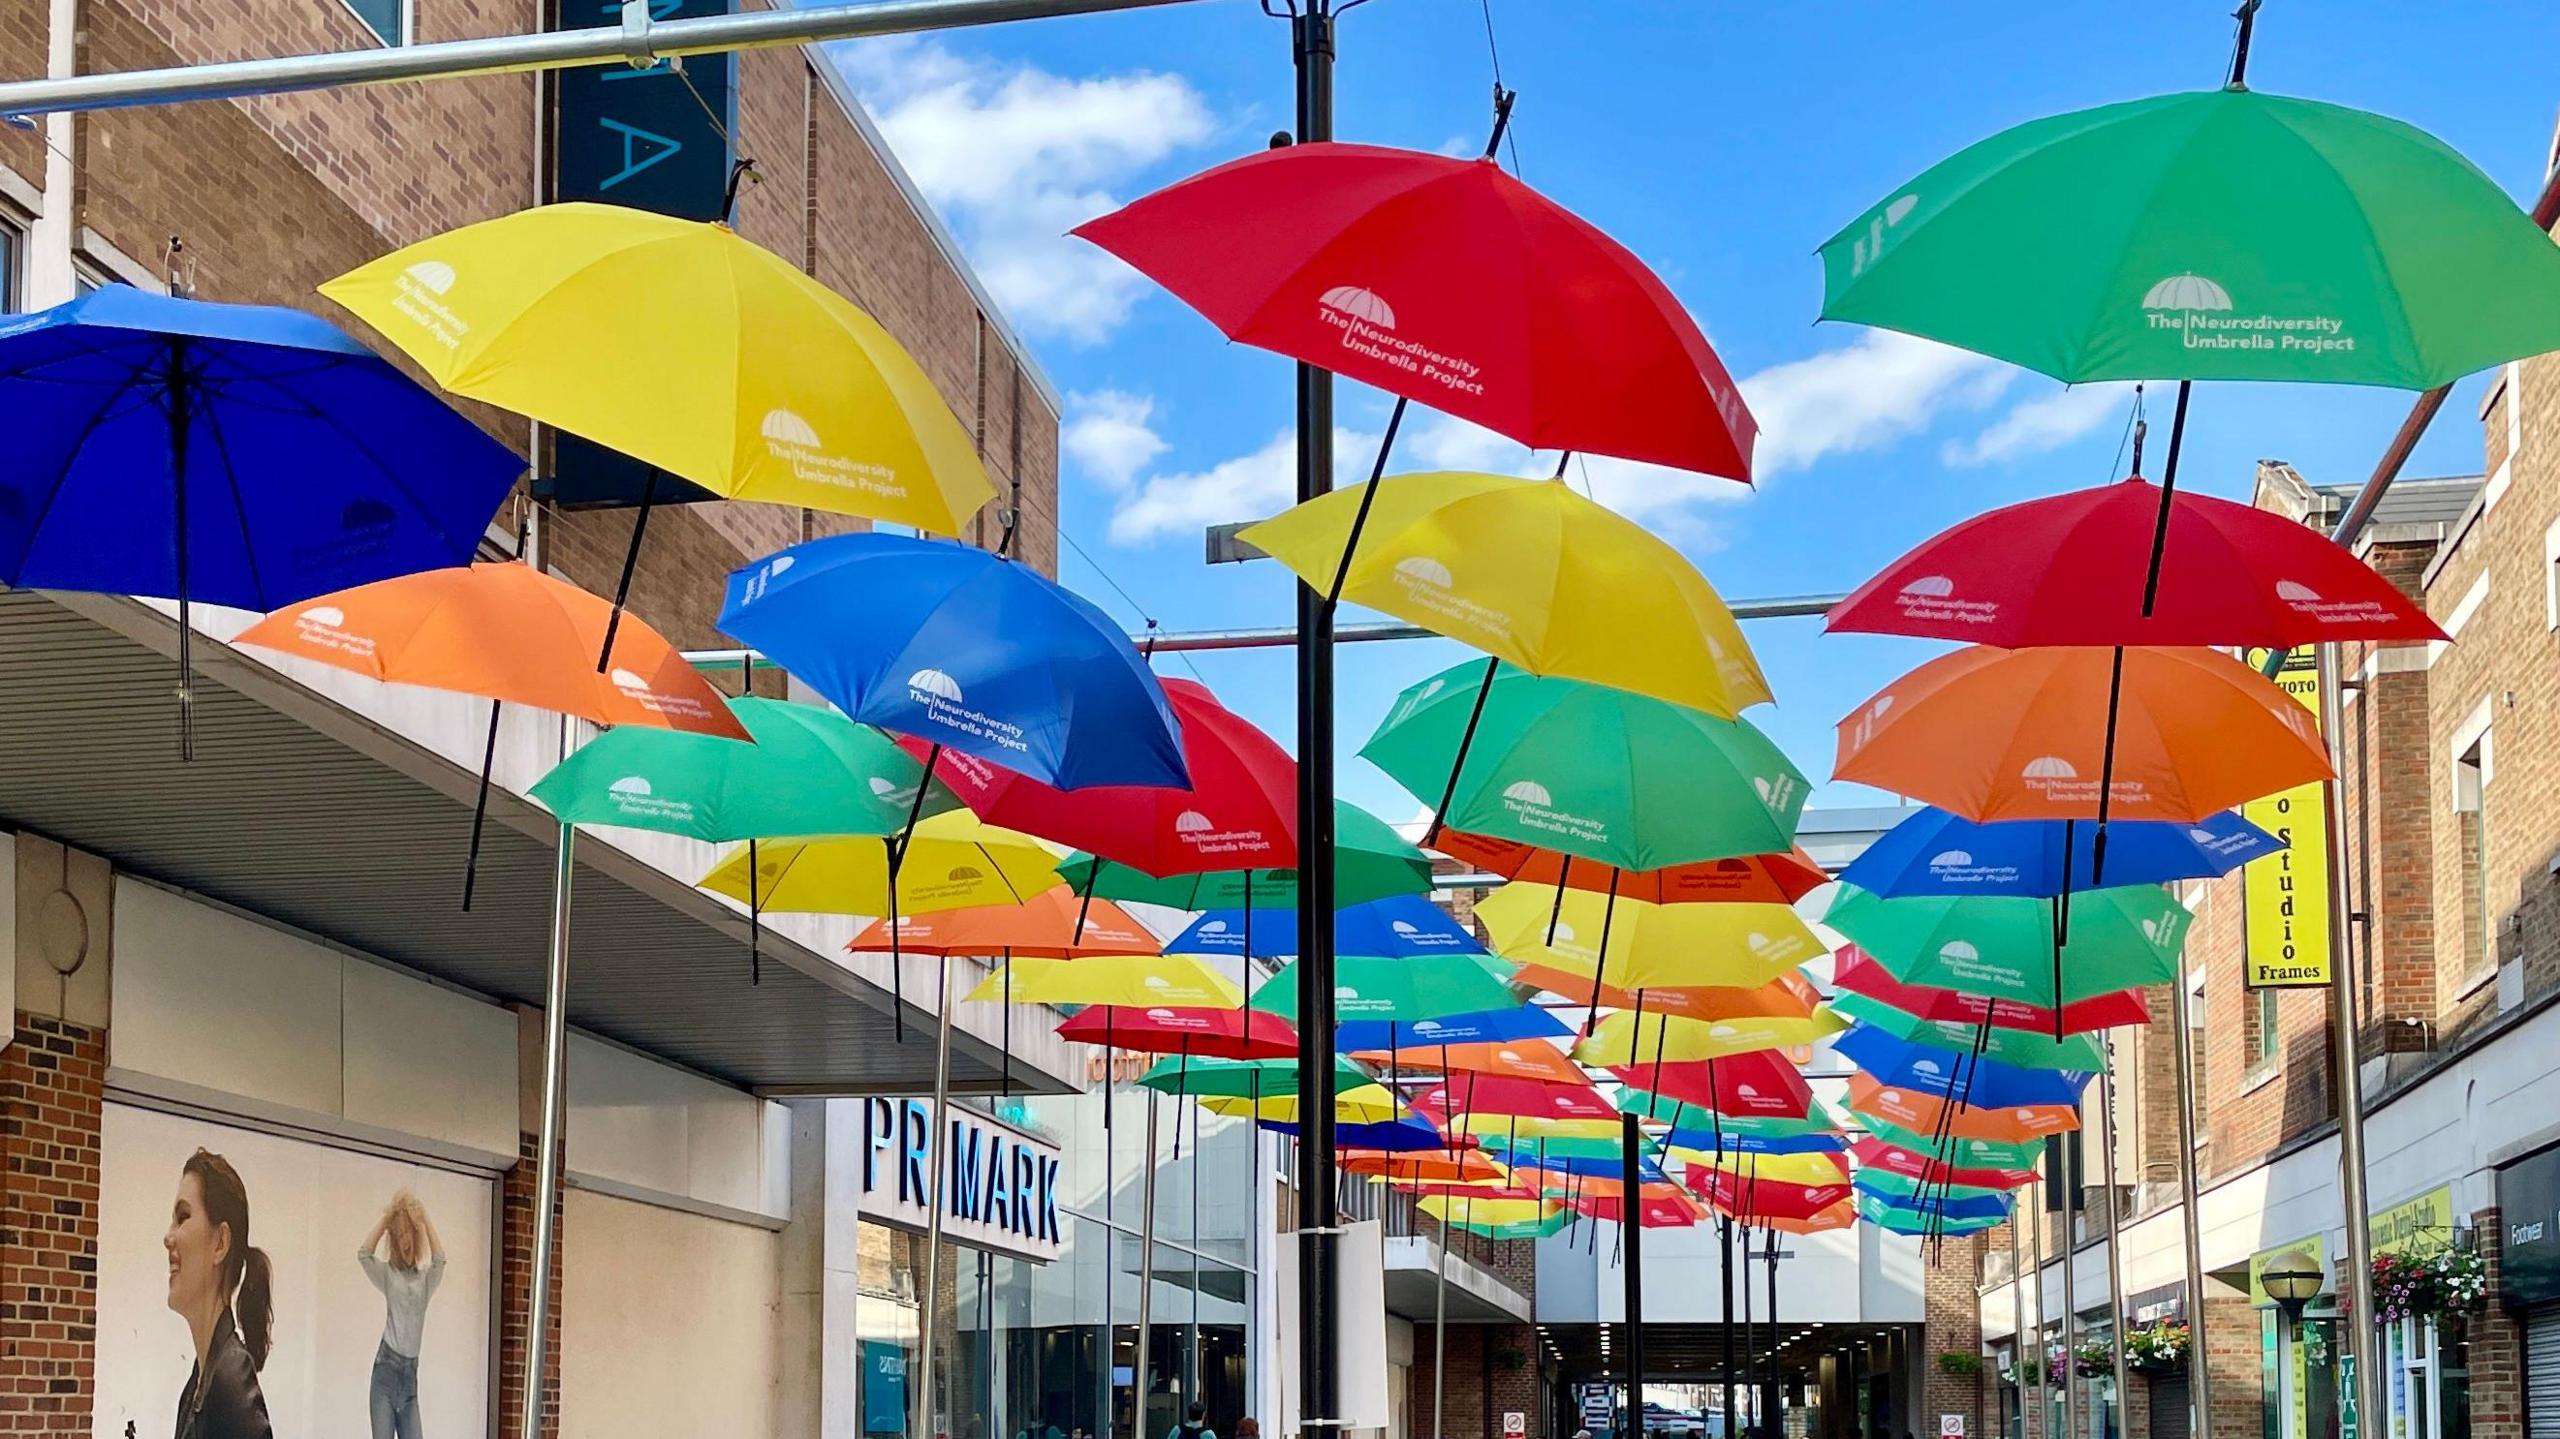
(0, 0), (1204, 119)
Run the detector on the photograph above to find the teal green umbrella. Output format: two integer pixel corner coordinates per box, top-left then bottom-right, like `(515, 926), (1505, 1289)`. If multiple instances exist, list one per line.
(1855, 1169), (2012, 1206)
(1137, 1053), (1371, 1098)
(1818, 87), (2560, 390)
(1860, 1118), (2046, 1173)
(1253, 953), (1522, 1023)
(1362, 661), (1809, 870)
(531, 696), (953, 840)
(1615, 1092), (1832, 1140)
(1057, 800), (1431, 909)
(1445, 1210), (1571, 1241)
(1829, 990), (2106, 1073)
(1823, 882), (2187, 1008)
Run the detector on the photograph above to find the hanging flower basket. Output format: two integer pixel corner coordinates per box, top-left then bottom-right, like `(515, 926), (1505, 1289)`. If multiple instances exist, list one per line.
(2070, 1340), (2112, 1378)
(2125, 1321), (2189, 1373)
(2371, 1245), (2486, 1325)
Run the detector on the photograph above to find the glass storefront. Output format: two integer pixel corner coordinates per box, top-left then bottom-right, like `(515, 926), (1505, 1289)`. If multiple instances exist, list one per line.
(857, 1082), (1261, 1439)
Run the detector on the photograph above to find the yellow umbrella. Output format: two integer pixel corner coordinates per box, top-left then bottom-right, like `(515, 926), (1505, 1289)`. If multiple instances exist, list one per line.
(1672, 1151), (1851, 1188)
(1239, 471), (1768, 715)
(1416, 1193), (1560, 1228)
(1199, 1083), (1410, 1126)
(1477, 884), (1821, 990)
(966, 954), (1245, 1010)
(1571, 1007), (1848, 1067)
(323, 204), (992, 532)
(1447, 1112), (1621, 1143)
(697, 809), (1060, 915)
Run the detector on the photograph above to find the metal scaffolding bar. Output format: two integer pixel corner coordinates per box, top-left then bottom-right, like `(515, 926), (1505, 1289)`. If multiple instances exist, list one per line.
(0, 0), (1204, 119)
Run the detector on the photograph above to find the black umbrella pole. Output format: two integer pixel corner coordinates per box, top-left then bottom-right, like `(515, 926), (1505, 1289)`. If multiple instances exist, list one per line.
(595, 468), (659, 673)
(463, 698), (502, 911)
(1720, 1215), (1737, 1437)
(167, 340), (195, 763)
(1622, 1109), (1645, 1439)
(1289, 8), (1342, 1439)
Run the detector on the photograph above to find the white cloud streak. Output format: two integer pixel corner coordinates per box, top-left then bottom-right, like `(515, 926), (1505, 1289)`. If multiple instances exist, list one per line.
(1942, 382), (2137, 468)
(1062, 389), (1170, 493)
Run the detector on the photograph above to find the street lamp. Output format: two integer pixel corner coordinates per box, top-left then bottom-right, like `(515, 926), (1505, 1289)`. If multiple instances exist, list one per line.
(2262, 1264), (2324, 1320)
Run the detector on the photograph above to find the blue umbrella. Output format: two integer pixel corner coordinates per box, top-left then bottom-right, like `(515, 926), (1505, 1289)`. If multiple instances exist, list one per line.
(1167, 894), (1485, 961)
(0, 284), (522, 754)
(1261, 1117), (1454, 1152)
(1666, 1128), (1850, 1157)
(1335, 1004), (1571, 1052)
(719, 532), (1186, 790)
(1843, 806), (2282, 899)
(1833, 1023), (2090, 1108)
(1492, 1147), (1668, 1184)
(1856, 1189), (2011, 1233)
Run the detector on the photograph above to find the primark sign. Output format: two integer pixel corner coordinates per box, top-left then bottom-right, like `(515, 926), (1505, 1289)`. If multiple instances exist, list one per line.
(860, 1098), (1065, 1263)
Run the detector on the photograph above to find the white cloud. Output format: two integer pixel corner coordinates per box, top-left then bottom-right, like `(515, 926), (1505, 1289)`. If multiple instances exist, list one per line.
(1108, 426), (1374, 546)
(1739, 330), (2014, 476)
(1062, 389), (1169, 493)
(1942, 383), (2136, 468)
(829, 36), (1217, 345)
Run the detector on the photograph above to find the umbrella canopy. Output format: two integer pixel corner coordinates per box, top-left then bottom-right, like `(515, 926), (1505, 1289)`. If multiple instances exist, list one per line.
(1567, 1191), (1708, 1228)
(1851, 1139), (2038, 1192)
(1439, 832), (1827, 906)
(1054, 1005), (1295, 1061)
(1421, 1075), (1618, 1124)
(1861, 1119), (2047, 1173)
(1829, 991), (2106, 1072)
(913, 677), (1294, 872)
(1335, 1005), (1573, 1053)
(1827, 477), (2445, 648)
(1613, 1055), (1815, 1119)
(719, 533), (1186, 791)
(1817, 88), (2560, 390)
(1664, 1129), (1848, 1160)
(1753, 1202), (1859, 1236)
(1367, 663), (1807, 868)
(1418, 1193), (1567, 1230)
(1574, 1008), (1847, 1067)
(1058, 800), (1430, 910)
(1685, 1169), (1853, 1221)
(1682, 1151), (1852, 1188)
(1075, 143), (1756, 477)
(1841, 806), (2280, 899)
(1823, 882), (2189, 1007)
(1241, 472), (1767, 714)
(972, 955), (1243, 1010)
(1254, 954), (1521, 1024)
(0, 284), (520, 610)
(697, 809), (1061, 916)
(1342, 1149), (1506, 1183)
(530, 697), (951, 840)
(1856, 1192), (2009, 1235)
(1478, 886), (1822, 991)
(1444, 1211), (1574, 1241)
(1267, 1118), (1463, 1152)
(1169, 894), (1484, 961)
(1846, 1073), (2079, 1144)
(1203, 1084), (1408, 1126)
(1620, 1094), (1835, 1140)
(238, 564), (747, 739)
(1138, 1053), (1371, 1099)
(1353, 1040), (1588, 1087)
(323, 202), (992, 528)
(1510, 965), (1823, 1023)
(1834, 644), (2332, 823)
(1832, 948), (2152, 1036)
(1833, 1025), (2091, 1108)
(846, 889), (1158, 959)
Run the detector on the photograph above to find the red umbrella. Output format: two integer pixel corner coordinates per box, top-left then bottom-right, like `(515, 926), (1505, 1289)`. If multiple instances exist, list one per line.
(1832, 948), (2150, 1036)
(1612, 1054), (1814, 1120)
(1567, 1189), (1707, 1227)
(1417, 1075), (1616, 1124)
(1435, 831), (1827, 906)
(906, 677), (1294, 874)
(1827, 475), (2444, 648)
(1054, 1005), (1297, 1062)
(1685, 1169), (1852, 1221)
(1849, 1138), (2036, 1192)
(1074, 143), (1756, 480)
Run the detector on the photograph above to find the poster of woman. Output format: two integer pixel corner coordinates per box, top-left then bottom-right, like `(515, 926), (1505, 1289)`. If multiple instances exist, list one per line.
(93, 1105), (494, 1439)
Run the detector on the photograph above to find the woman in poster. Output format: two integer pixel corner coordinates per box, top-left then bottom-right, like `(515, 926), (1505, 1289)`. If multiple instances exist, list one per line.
(359, 1190), (448, 1439)
(164, 1149), (275, 1439)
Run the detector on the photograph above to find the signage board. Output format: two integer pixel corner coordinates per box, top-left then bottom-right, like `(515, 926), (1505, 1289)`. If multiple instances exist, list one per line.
(861, 1339), (908, 1435)
(1940, 1417), (1966, 1438)
(2338, 1353), (2360, 1439)
(546, 0), (735, 508)
(859, 1097), (1064, 1263)
(1279, 1221), (1390, 1435)
(2248, 1234), (2330, 1308)
(2370, 1185), (2455, 1258)
(2241, 648), (2332, 988)
(2501, 1146), (2560, 1306)
(1504, 1413), (1528, 1438)
(1578, 1384), (1616, 1432)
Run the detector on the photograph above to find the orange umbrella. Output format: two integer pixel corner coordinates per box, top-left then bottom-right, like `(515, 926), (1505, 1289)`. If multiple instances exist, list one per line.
(1845, 1073), (2079, 1144)
(1348, 1039), (1588, 1087)
(1438, 830), (1827, 905)
(1751, 1199), (1857, 1235)
(1341, 1147), (1500, 1183)
(1509, 962), (1820, 1022)
(235, 562), (747, 907)
(1833, 644), (2330, 823)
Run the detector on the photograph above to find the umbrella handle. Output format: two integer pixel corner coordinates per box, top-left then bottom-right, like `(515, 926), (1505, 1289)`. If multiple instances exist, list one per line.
(889, 743), (941, 877)
(594, 468), (659, 673)
(462, 699), (503, 911)
(1421, 656), (1500, 847)
(748, 838), (760, 986)
(1001, 948), (1012, 1097)
(167, 336), (195, 763)
(1321, 396), (1407, 608)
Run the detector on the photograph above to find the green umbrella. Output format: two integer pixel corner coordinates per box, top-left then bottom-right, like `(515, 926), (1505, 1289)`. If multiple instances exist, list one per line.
(1616, 1092), (1833, 1140)
(1252, 953), (1523, 1023)
(1362, 661), (1809, 870)
(1445, 1211), (1570, 1241)
(1136, 1053), (1371, 1099)
(1056, 800), (1431, 909)
(1819, 87), (2560, 390)
(530, 696), (954, 840)
(1823, 882), (2187, 1007)
(1860, 1117), (2045, 1173)
(1829, 990), (2105, 1073)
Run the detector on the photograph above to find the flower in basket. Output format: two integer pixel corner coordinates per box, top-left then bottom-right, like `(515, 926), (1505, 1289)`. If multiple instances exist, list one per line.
(2072, 1339), (2112, 1378)
(2125, 1321), (2189, 1373)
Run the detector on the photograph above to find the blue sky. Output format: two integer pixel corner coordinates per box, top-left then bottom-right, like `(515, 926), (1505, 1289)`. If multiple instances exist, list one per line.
(827, 2), (2560, 826)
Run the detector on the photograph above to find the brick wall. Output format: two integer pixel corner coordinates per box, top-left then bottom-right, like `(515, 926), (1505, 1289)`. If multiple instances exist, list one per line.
(1410, 1322), (1546, 1439)
(2199, 1294), (2262, 1439)
(1923, 1233), (1988, 1439)
(2472, 1204), (2526, 1439)
(499, 1128), (567, 1439)
(1, 1013), (105, 1438)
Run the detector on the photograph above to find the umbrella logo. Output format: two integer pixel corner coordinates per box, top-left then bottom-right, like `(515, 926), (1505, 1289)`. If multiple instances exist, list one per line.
(1938, 939), (1980, 963)
(1197, 919), (1229, 934)
(1548, 922), (1576, 944)
(301, 605), (346, 627)
(738, 553), (795, 606)
(1146, 1007), (1177, 1020)
(610, 775), (652, 796)
(1319, 285), (1397, 330)
(1390, 919), (1420, 935)
(761, 409), (823, 448)
(1753, 773), (1803, 812)
(1736, 1084), (1759, 1098)
(1497, 1048), (1523, 1061)
(1414, 1020), (1442, 1033)
(1335, 985), (1361, 1000)
(1899, 575), (1955, 598)
(1503, 779), (1552, 806)
(947, 865), (984, 883)
(403, 260), (456, 295)
(907, 668), (965, 703)
(1395, 556), (1453, 589)
(2277, 579), (2321, 602)
(868, 776), (919, 804)
(1174, 810), (1215, 834)
(2142, 273), (2233, 311)
(1143, 975), (1171, 989)
(392, 261), (470, 347)
(1929, 849), (1974, 868)
(762, 409), (909, 499)
(1847, 694), (1895, 748)
(1912, 1058), (1942, 1075)
(1848, 195), (1923, 277)
(2188, 826), (2221, 843)
(2021, 756), (2077, 779)
(609, 667), (655, 695)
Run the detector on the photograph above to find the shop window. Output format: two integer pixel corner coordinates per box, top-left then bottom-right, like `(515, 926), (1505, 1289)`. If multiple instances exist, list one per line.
(2455, 728), (2493, 984)
(0, 223), (18, 311)
(338, 0), (410, 45)
(2251, 986), (2279, 1075)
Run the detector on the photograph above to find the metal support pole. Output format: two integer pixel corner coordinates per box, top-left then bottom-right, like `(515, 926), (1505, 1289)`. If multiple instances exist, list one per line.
(2059, 1140), (2080, 1439)
(2009, 1215), (2028, 1439)
(2031, 1188), (2051, 1439)
(2168, 950), (2213, 1439)
(1137, 1091), (1162, 1438)
(916, 953), (960, 1439)
(2319, 641), (2382, 1436)
(1623, 1111), (1646, 1439)
(0, 0), (1206, 118)
(1433, 1205), (1452, 1439)
(1720, 1216), (1736, 1439)
(519, 824), (574, 1439)
(2098, 1044), (2132, 1436)
(1289, 6), (1342, 1439)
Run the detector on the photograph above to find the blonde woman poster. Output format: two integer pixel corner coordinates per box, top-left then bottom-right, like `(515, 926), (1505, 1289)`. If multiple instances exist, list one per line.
(358, 1193), (448, 1439)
